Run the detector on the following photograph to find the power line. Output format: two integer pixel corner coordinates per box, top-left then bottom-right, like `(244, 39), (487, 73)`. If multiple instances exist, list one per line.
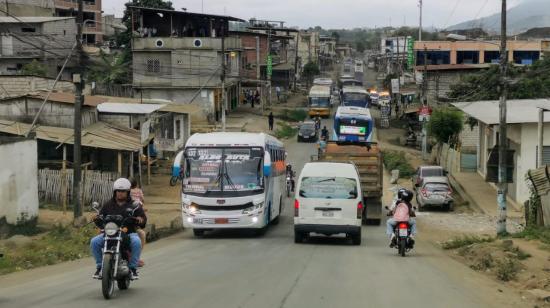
(443, 0), (462, 30)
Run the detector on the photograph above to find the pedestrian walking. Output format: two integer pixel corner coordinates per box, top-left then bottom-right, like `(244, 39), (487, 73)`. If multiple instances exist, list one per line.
(276, 86), (281, 102)
(268, 112), (274, 131)
(395, 103), (400, 119)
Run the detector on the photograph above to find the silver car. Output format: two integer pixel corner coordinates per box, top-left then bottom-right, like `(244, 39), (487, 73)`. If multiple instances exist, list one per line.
(415, 177), (454, 211)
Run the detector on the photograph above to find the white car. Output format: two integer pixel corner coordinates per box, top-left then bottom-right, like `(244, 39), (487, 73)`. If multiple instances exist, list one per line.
(294, 162), (363, 245)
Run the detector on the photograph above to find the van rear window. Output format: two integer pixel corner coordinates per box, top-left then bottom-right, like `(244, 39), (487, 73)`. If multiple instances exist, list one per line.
(299, 177), (357, 199)
(422, 168), (443, 177)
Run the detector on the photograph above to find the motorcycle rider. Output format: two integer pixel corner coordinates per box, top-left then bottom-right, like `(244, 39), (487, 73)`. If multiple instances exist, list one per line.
(90, 178), (147, 280)
(321, 126), (329, 141)
(286, 164), (295, 192)
(386, 188), (417, 247)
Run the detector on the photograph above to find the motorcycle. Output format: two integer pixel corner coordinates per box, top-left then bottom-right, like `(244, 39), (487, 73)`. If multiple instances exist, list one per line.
(169, 170), (183, 186)
(385, 203), (415, 257)
(92, 201), (141, 300)
(286, 175), (293, 197)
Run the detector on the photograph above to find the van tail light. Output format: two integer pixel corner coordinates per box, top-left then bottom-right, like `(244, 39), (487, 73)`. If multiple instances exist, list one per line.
(421, 188), (428, 198)
(398, 222), (408, 229)
(294, 199), (300, 217)
(357, 201), (363, 219)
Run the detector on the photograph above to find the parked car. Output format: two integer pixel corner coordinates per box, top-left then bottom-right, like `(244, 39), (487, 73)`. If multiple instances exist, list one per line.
(415, 177), (454, 211)
(412, 165), (447, 188)
(294, 162), (363, 245)
(297, 121), (318, 142)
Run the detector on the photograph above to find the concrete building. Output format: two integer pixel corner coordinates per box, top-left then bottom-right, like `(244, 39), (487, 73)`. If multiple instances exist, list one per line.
(453, 99), (550, 205)
(297, 30), (319, 66)
(0, 136), (39, 234)
(414, 40), (543, 102)
(54, 0), (102, 44)
(102, 14), (122, 38)
(0, 16), (76, 78)
(0, 92), (103, 128)
(0, 75), (74, 98)
(319, 35), (337, 71)
(0, 0), (55, 17)
(130, 7), (243, 123)
(336, 44), (352, 59)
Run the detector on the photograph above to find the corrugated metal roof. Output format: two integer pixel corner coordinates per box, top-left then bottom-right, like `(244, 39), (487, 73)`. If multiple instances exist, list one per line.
(0, 17), (74, 23)
(158, 104), (201, 114)
(452, 99), (550, 124)
(0, 120), (142, 151)
(97, 103), (164, 114)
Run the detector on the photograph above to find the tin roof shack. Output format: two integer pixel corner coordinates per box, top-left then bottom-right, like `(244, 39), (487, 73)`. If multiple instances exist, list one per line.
(453, 99), (550, 205)
(0, 136), (39, 236)
(0, 92), (104, 129)
(0, 75), (75, 99)
(130, 7), (244, 123)
(97, 103), (195, 156)
(0, 16), (77, 78)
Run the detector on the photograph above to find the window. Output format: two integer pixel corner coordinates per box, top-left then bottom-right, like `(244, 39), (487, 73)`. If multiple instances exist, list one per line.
(21, 27), (36, 33)
(484, 51), (500, 64)
(456, 51), (479, 64)
(513, 51), (540, 65)
(175, 119), (181, 140)
(416, 51), (451, 65)
(146, 59), (161, 73)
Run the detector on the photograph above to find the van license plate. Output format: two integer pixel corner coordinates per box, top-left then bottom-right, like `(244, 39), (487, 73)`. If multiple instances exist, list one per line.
(399, 229), (408, 236)
(322, 211), (334, 217)
(215, 218), (229, 224)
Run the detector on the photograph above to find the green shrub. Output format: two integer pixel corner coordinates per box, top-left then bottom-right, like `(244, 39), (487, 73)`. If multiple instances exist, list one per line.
(274, 122), (298, 139)
(495, 258), (520, 281)
(441, 235), (495, 250)
(281, 109), (308, 122)
(382, 151), (415, 178)
(427, 108), (463, 145)
(512, 226), (550, 245)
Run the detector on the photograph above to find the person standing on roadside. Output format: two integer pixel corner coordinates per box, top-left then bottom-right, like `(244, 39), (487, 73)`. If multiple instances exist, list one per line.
(268, 112), (274, 131)
(276, 86), (281, 102)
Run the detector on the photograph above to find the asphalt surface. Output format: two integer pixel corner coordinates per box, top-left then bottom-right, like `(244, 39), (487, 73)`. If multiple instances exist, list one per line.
(0, 117), (526, 308)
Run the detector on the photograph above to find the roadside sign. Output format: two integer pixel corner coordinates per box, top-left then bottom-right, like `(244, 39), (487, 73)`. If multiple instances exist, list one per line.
(267, 54), (273, 77)
(418, 105), (432, 122)
(407, 37), (415, 70)
(391, 78), (400, 94)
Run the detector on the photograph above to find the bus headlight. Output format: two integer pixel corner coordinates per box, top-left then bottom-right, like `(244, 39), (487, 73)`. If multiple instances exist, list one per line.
(183, 204), (201, 214)
(242, 202), (264, 214)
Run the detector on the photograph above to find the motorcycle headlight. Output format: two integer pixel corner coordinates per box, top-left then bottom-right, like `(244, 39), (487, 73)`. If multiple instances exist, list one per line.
(104, 222), (119, 236)
(242, 202), (264, 214)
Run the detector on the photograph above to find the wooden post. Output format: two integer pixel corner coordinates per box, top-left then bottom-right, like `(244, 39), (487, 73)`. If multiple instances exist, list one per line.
(117, 151), (122, 177)
(129, 151), (134, 179)
(147, 146), (151, 185)
(61, 145), (67, 214)
(138, 148), (143, 187)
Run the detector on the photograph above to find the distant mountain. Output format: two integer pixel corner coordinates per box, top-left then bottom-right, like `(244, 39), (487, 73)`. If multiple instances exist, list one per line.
(448, 0), (550, 34)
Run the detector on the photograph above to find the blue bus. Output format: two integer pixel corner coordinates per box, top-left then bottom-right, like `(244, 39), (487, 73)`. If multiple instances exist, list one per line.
(341, 86), (369, 108)
(332, 106), (374, 143)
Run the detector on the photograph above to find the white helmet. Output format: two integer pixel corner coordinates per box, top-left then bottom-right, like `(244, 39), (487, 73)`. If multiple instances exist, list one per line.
(113, 178), (131, 191)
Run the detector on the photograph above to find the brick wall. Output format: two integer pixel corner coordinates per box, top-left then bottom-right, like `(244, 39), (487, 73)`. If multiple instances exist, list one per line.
(240, 35), (268, 80)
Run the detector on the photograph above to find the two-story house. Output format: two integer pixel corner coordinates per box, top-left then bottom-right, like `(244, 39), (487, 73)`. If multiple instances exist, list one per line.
(0, 16), (76, 78)
(130, 7), (243, 123)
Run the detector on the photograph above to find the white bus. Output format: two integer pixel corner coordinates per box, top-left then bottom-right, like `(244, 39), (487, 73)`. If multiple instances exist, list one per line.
(179, 132), (286, 236)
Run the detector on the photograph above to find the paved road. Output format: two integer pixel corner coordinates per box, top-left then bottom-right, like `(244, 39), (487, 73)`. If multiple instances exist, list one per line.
(0, 125), (525, 308)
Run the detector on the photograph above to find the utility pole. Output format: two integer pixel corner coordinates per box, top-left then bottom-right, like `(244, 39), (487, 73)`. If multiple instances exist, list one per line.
(293, 34), (299, 91)
(221, 25), (226, 132)
(73, 0), (84, 220)
(419, 0), (423, 41)
(497, 0), (508, 235)
(421, 46), (428, 160)
(267, 27), (272, 107)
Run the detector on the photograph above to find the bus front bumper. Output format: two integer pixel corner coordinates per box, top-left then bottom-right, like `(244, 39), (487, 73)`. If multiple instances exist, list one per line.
(182, 211), (266, 229)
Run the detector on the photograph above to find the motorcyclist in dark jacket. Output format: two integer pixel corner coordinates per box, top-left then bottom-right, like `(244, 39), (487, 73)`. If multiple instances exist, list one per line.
(90, 178), (147, 280)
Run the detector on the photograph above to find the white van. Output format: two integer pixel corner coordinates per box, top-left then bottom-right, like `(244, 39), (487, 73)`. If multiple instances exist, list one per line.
(294, 162), (363, 245)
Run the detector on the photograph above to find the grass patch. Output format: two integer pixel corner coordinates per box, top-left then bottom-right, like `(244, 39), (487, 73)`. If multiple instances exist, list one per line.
(495, 258), (520, 281)
(441, 235), (495, 250)
(382, 150), (415, 178)
(511, 226), (550, 245)
(274, 121), (298, 139)
(0, 224), (96, 275)
(280, 109), (308, 122)
(470, 253), (494, 271)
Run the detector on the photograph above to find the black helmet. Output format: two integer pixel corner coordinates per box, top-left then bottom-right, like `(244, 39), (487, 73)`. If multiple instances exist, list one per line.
(398, 188), (413, 203)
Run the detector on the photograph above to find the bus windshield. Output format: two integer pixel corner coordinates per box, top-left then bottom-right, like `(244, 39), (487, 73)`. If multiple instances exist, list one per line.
(309, 97), (330, 108)
(184, 147), (263, 195)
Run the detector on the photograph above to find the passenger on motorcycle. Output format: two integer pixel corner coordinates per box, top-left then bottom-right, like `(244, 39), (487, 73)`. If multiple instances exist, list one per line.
(386, 188), (417, 247)
(321, 126), (329, 140)
(90, 178), (147, 279)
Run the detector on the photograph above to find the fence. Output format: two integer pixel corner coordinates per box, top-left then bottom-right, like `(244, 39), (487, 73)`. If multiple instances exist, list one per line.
(436, 143), (461, 174)
(526, 166), (550, 226)
(38, 169), (117, 207)
(91, 83), (133, 98)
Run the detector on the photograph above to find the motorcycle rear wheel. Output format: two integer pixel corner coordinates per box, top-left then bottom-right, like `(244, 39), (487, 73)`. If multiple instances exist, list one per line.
(169, 176), (178, 186)
(398, 238), (407, 257)
(101, 254), (115, 299)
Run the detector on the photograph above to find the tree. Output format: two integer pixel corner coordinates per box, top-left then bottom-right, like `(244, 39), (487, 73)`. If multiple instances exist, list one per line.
(302, 62), (320, 87)
(355, 40), (366, 53)
(427, 109), (464, 146)
(331, 31), (340, 43)
(88, 49), (132, 84)
(21, 60), (48, 77)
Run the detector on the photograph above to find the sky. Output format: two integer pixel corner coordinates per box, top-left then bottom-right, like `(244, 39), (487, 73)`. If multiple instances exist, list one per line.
(102, 0), (525, 30)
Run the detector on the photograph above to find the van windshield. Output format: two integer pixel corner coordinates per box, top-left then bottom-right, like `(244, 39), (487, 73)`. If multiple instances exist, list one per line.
(299, 177), (357, 199)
